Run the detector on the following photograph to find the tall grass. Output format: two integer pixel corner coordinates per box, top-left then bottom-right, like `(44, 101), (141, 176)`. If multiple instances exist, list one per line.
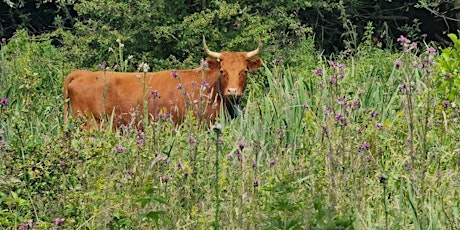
(1, 30), (460, 229)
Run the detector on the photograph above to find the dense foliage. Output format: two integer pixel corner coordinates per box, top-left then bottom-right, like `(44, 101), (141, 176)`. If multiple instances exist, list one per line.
(1, 0), (460, 229)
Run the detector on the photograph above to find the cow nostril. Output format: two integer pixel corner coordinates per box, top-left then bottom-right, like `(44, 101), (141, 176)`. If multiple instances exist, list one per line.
(227, 88), (238, 94)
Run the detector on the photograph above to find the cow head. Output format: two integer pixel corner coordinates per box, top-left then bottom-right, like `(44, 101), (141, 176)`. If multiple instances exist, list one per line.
(203, 37), (263, 99)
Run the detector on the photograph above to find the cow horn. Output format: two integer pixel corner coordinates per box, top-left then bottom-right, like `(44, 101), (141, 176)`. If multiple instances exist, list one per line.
(246, 37), (262, 58)
(203, 36), (221, 59)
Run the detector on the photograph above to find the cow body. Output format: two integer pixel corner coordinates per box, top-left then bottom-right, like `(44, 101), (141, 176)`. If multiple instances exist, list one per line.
(63, 38), (263, 129)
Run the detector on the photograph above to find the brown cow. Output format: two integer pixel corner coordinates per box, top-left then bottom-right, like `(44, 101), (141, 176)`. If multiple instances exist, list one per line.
(63, 37), (263, 129)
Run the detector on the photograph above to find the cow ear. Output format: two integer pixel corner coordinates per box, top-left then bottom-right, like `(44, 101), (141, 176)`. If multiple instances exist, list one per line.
(247, 58), (263, 71)
(206, 58), (221, 70)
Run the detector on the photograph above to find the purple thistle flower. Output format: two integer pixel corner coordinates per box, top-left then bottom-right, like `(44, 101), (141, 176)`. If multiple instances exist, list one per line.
(162, 176), (169, 183)
(394, 60), (403, 68)
(412, 61), (419, 68)
(1, 97), (8, 105)
(269, 159), (276, 165)
(236, 149), (242, 161)
(375, 122), (383, 130)
(188, 136), (196, 143)
(444, 73), (452, 79)
(313, 67), (323, 76)
(329, 76), (337, 84)
(176, 83), (183, 90)
(396, 35), (411, 44)
(115, 144), (125, 153)
(238, 141), (246, 150)
(358, 142), (370, 152)
(165, 158), (171, 164)
(136, 139), (144, 147)
(201, 80), (209, 89)
(253, 180), (259, 187)
(137, 130), (144, 138)
(184, 171), (189, 179)
(177, 162), (183, 170)
(98, 61), (106, 70)
(302, 103), (309, 109)
(352, 99), (360, 110)
(171, 70), (179, 78)
(410, 42), (418, 50)
(251, 161), (256, 168)
(151, 90), (161, 98)
(428, 47), (436, 56)
(200, 58), (208, 68)
(442, 100), (450, 108)
(54, 217), (64, 225)
(113, 64), (120, 70)
(335, 114), (345, 121)
(0, 140), (7, 151)
(272, 55), (283, 64)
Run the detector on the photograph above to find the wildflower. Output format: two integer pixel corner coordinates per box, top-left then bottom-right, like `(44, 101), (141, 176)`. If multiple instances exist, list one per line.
(272, 55), (283, 65)
(352, 99), (360, 110)
(375, 122), (383, 130)
(184, 171), (189, 179)
(98, 61), (106, 70)
(428, 47), (436, 56)
(444, 73), (452, 79)
(253, 180), (259, 187)
(0, 140), (7, 151)
(1, 97), (7, 106)
(177, 162), (183, 170)
(113, 64), (120, 70)
(370, 110), (381, 117)
(302, 103), (309, 109)
(136, 139), (144, 147)
(329, 76), (337, 84)
(251, 161), (256, 168)
(188, 136), (196, 143)
(151, 90), (161, 98)
(410, 42), (418, 50)
(165, 158), (171, 164)
(238, 141), (246, 150)
(176, 83), (182, 90)
(412, 61), (419, 68)
(136, 130), (144, 138)
(54, 217), (64, 225)
(236, 149), (242, 161)
(201, 80), (209, 89)
(269, 159), (276, 165)
(162, 176), (169, 183)
(442, 100), (450, 108)
(394, 60), (403, 68)
(171, 70), (179, 78)
(396, 35), (411, 44)
(358, 88), (366, 95)
(126, 170), (133, 176)
(115, 144), (126, 153)
(200, 58), (208, 68)
(138, 62), (150, 72)
(358, 142), (370, 152)
(335, 113), (345, 121)
(313, 67), (323, 76)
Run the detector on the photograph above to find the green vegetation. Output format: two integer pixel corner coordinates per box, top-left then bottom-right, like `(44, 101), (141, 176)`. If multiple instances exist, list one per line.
(1, 0), (460, 228)
(1, 25), (460, 229)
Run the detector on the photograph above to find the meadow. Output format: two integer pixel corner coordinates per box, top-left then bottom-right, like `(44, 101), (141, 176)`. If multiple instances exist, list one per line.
(1, 29), (460, 229)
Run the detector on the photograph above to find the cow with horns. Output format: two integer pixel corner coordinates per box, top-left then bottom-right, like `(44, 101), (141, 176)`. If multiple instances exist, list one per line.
(63, 37), (263, 129)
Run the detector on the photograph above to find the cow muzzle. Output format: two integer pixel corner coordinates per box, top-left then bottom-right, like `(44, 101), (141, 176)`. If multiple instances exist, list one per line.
(224, 88), (242, 97)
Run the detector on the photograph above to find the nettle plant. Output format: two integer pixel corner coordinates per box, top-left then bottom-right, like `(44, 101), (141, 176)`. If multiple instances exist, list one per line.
(435, 31), (460, 101)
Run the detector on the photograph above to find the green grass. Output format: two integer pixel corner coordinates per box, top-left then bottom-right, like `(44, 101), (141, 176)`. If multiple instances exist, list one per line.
(1, 31), (460, 229)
